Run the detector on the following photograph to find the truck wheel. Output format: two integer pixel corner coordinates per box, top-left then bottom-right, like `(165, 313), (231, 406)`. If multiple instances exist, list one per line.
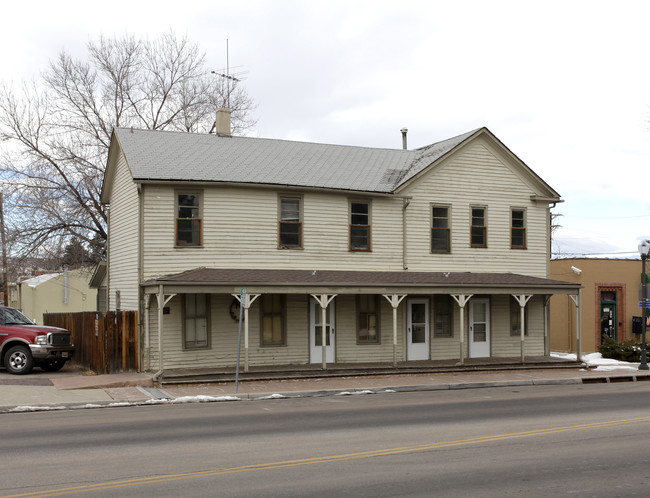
(40, 360), (66, 372)
(4, 345), (34, 375)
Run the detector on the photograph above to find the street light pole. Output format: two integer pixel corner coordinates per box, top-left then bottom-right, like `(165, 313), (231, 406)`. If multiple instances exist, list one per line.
(639, 241), (650, 371)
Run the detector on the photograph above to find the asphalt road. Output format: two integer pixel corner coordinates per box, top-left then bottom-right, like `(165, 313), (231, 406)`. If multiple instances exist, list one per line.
(2, 382), (650, 497)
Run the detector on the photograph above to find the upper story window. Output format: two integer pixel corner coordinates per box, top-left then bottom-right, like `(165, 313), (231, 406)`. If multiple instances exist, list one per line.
(511, 208), (527, 249)
(278, 196), (302, 248)
(350, 201), (371, 251)
(176, 192), (202, 247)
(470, 206), (487, 248)
(431, 205), (451, 253)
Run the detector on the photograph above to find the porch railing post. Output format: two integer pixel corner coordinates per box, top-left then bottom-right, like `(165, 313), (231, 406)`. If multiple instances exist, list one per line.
(513, 294), (532, 363)
(451, 295), (472, 366)
(383, 294), (407, 367)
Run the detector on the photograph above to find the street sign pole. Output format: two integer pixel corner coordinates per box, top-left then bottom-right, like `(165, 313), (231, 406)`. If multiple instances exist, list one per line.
(235, 288), (246, 393)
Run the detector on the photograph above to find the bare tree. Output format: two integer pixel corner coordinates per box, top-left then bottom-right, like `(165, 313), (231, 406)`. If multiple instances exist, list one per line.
(0, 32), (257, 261)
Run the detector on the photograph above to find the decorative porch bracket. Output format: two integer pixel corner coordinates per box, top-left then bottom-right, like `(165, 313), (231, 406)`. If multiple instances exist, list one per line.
(512, 294), (533, 363)
(232, 293), (261, 372)
(382, 294), (407, 366)
(451, 294), (473, 365)
(310, 294), (337, 369)
(569, 289), (582, 363)
(154, 286), (177, 381)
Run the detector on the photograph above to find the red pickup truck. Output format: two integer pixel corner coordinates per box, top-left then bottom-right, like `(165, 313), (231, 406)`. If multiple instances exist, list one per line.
(0, 306), (74, 375)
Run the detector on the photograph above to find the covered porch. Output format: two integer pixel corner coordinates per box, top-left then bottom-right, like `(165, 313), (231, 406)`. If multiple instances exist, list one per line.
(141, 268), (583, 380)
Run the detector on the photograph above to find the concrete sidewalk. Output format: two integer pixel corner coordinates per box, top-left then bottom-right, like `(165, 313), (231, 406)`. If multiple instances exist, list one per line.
(2, 366), (650, 412)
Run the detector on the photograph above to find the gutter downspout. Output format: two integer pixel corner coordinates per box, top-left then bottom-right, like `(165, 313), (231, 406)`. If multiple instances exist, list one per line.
(138, 183), (144, 372)
(63, 267), (69, 305)
(402, 197), (412, 270)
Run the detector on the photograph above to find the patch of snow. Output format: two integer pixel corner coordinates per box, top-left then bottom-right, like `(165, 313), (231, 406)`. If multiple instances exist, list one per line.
(336, 390), (375, 396)
(256, 393), (289, 400)
(23, 273), (61, 288)
(8, 405), (66, 412)
(170, 395), (240, 403)
(551, 351), (640, 371)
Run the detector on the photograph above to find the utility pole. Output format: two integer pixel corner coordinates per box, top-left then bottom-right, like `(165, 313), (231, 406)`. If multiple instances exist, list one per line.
(0, 192), (8, 305)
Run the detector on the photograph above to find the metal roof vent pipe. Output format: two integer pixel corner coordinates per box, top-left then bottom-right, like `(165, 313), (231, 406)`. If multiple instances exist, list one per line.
(401, 128), (408, 150)
(216, 108), (232, 136)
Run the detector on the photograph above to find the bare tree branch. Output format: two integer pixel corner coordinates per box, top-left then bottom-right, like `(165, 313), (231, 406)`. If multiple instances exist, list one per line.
(0, 31), (257, 264)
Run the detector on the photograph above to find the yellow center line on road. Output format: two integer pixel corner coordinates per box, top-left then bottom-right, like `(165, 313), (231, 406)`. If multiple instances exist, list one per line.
(6, 415), (650, 497)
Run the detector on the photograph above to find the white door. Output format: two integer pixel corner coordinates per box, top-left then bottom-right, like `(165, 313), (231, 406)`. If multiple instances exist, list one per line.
(469, 298), (490, 358)
(407, 298), (430, 360)
(310, 298), (335, 363)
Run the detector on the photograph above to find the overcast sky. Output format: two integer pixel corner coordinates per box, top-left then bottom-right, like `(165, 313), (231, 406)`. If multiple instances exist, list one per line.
(2, 0), (650, 259)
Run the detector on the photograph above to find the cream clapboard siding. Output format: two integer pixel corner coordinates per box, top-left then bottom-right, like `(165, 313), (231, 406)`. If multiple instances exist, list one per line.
(146, 293), (546, 369)
(141, 137), (551, 278)
(141, 185), (405, 278)
(334, 296), (402, 363)
(107, 152), (140, 310)
(490, 295), (545, 357)
(148, 294), (313, 370)
(401, 138), (550, 278)
(427, 296), (546, 360)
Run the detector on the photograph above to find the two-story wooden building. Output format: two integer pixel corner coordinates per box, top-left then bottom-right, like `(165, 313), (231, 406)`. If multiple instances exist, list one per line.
(101, 113), (580, 377)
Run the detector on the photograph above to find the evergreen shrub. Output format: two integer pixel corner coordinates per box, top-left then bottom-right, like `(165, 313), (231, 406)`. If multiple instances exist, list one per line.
(598, 336), (641, 362)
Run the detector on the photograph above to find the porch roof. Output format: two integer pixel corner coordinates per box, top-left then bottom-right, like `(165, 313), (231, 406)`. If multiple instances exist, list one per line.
(142, 268), (581, 295)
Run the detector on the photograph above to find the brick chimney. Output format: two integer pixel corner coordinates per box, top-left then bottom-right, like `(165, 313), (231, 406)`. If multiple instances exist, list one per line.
(216, 108), (231, 136)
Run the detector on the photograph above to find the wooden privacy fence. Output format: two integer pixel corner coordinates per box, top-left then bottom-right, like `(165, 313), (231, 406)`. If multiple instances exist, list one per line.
(43, 311), (138, 374)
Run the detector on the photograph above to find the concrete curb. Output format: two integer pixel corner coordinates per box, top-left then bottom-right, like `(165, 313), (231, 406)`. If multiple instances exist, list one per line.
(0, 372), (646, 414)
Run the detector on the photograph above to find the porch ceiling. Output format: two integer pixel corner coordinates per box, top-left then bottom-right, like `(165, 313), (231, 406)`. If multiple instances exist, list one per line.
(141, 268), (581, 296)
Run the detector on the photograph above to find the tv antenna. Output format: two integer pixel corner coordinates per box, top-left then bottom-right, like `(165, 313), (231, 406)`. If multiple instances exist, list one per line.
(211, 39), (248, 109)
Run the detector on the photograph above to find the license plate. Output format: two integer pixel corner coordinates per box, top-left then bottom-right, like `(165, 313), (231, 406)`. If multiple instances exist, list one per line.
(62, 352), (69, 358)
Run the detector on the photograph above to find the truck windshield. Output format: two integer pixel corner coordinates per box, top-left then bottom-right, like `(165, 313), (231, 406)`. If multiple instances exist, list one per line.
(0, 308), (34, 326)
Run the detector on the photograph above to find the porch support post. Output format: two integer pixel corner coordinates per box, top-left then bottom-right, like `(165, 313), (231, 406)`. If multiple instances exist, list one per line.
(153, 285), (176, 381)
(232, 293), (261, 372)
(310, 294), (337, 369)
(144, 294), (151, 371)
(451, 295), (472, 365)
(383, 294), (407, 366)
(569, 289), (582, 363)
(543, 295), (551, 356)
(512, 294), (532, 363)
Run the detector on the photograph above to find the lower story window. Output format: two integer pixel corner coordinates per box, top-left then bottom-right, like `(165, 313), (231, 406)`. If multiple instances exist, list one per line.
(357, 295), (379, 344)
(261, 295), (286, 346)
(510, 297), (528, 336)
(433, 295), (453, 337)
(183, 294), (210, 349)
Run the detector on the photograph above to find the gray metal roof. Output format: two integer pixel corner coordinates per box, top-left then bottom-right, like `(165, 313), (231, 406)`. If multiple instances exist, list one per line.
(113, 127), (480, 193)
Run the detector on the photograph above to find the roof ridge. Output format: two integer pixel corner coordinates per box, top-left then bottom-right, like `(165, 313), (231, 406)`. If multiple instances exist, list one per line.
(115, 126), (411, 153)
